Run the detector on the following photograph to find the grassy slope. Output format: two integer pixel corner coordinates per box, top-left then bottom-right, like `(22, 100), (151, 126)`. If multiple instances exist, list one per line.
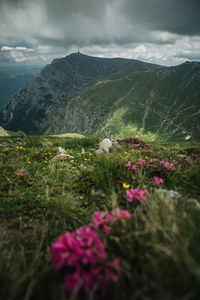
(57, 66), (200, 141)
(0, 135), (200, 300)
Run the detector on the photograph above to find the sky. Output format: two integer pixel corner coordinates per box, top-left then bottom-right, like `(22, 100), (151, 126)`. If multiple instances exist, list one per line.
(0, 0), (200, 67)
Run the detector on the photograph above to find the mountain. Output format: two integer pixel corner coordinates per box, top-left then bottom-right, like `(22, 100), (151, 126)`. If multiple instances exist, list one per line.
(0, 53), (200, 141)
(0, 67), (41, 107)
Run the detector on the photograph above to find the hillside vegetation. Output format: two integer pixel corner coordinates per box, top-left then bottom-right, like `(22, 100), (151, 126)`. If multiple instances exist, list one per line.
(0, 134), (200, 299)
(47, 61), (200, 141)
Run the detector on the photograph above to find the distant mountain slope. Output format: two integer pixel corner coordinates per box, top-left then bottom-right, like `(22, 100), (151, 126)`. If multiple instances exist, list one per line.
(0, 68), (41, 106)
(41, 61), (200, 141)
(0, 53), (160, 134)
(0, 53), (199, 141)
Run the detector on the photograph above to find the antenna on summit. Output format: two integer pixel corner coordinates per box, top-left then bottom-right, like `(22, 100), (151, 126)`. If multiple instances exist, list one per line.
(78, 48), (80, 54)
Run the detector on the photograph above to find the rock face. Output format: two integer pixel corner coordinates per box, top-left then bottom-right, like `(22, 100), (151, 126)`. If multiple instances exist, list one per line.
(0, 53), (200, 141)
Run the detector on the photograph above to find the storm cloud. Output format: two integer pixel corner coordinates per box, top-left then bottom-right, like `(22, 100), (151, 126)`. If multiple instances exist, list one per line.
(0, 0), (199, 65)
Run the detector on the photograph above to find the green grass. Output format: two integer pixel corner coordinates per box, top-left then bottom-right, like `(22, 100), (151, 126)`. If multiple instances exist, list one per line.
(0, 135), (200, 299)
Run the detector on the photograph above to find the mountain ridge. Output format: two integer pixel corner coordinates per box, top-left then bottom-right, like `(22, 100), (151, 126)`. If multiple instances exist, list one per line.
(0, 53), (200, 141)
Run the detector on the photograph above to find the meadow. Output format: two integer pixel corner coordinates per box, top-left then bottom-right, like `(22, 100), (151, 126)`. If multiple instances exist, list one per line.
(0, 135), (200, 300)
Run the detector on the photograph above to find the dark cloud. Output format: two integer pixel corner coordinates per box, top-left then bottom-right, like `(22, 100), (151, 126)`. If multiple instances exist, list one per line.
(0, 0), (199, 65)
(119, 0), (200, 35)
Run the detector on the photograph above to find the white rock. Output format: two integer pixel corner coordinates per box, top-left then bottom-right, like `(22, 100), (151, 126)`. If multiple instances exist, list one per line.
(56, 147), (67, 155)
(99, 138), (112, 153)
(95, 149), (103, 154)
(156, 189), (181, 201)
(177, 154), (187, 158)
(185, 135), (191, 140)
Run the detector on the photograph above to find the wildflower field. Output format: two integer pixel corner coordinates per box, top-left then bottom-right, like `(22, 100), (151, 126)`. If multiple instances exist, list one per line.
(0, 135), (200, 300)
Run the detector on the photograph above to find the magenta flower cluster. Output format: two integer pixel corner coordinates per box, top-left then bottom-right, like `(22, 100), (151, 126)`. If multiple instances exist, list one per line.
(125, 161), (137, 170)
(51, 209), (131, 294)
(126, 189), (148, 202)
(119, 137), (149, 149)
(92, 208), (131, 235)
(125, 158), (147, 170)
(153, 176), (164, 185)
(185, 154), (199, 165)
(160, 160), (176, 170)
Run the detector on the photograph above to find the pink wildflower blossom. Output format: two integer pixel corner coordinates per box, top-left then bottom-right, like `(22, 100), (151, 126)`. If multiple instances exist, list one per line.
(51, 223), (122, 294)
(91, 209), (131, 234)
(163, 162), (175, 170)
(132, 164), (137, 170)
(125, 161), (131, 167)
(160, 160), (176, 170)
(153, 158), (159, 162)
(186, 157), (192, 164)
(92, 211), (113, 229)
(138, 158), (146, 165)
(112, 208), (131, 221)
(126, 188), (147, 202)
(153, 176), (164, 185)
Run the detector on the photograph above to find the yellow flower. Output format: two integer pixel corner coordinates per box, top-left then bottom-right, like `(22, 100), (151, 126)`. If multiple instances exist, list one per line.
(123, 183), (130, 189)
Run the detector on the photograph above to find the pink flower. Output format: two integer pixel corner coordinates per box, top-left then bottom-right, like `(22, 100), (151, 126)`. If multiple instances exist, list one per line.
(51, 232), (77, 269)
(163, 162), (175, 170)
(132, 164), (137, 170)
(92, 211), (113, 229)
(91, 209), (131, 235)
(186, 157), (192, 164)
(65, 270), (81, 292)
(153, 158), (159, 162)
(102, 224), (114, 235)
(126, 189), (138, 202)
(126, 189), (147, 202)
(138, 158), (146, 165)
(51, 223), (122, 294)
(137, 189), (148, 201)
(125, 161), (131, 167)
(112, 208), (131, 220)
(17, 172), (26, 177)
(153, 176), (164, 185)
(160, 160), (176, 170)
